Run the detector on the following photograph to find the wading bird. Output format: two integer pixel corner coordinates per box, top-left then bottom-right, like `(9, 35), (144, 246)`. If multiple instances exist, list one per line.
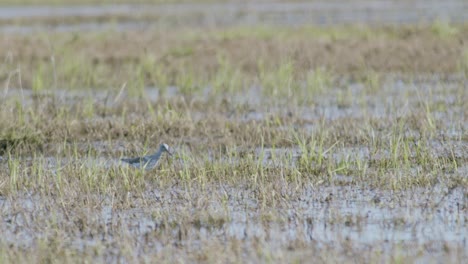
(121, 143), (172, 170)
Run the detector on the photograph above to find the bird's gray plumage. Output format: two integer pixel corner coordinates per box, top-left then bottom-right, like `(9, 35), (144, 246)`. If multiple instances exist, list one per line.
(121, 143), (172, 170)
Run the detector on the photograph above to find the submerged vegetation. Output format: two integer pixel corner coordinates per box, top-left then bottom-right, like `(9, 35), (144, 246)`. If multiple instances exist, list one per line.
(0, 2), (467, 263)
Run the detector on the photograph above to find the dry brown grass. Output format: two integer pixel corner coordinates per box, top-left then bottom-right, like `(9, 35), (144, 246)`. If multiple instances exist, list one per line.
(1, 24), (467, 90)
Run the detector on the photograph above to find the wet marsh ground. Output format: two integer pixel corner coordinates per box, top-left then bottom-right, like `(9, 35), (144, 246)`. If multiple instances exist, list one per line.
(0, 2), (467, 263)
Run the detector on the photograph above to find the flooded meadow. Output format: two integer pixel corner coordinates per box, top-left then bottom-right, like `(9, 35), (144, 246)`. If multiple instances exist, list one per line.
(0, 1), (467, 263)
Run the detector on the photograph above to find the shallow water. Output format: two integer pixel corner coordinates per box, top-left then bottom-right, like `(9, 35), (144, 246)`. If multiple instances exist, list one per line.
(0, 184), (465, 258)
(3, 76), (465, 126)
(2, 75), (465, 170)
(1, 1), (467, 33)
(0, 60), (466, 261)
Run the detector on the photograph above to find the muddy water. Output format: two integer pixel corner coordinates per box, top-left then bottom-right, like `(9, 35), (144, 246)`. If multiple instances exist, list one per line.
(1, 76), (465, 163)
(0, 184), (465, 259)
(1, 1), (467, 33)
